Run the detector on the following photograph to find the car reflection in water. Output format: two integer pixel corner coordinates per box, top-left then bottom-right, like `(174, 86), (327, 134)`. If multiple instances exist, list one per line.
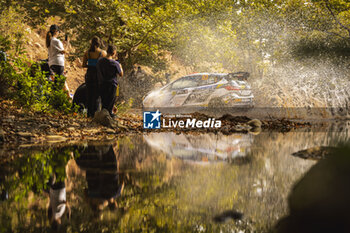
(144, 132), (254, 164)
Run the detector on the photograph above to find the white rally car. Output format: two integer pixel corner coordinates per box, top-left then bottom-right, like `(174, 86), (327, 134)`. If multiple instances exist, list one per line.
(143, 72), (254, 108)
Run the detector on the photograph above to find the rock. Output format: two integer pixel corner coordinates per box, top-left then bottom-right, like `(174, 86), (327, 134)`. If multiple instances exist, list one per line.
(72, 132), (81, 137)
(46, 135), (67, 142)
(247, 119), (262, 128)
(50, 122), (60, 128)
(292, 146), (336, 160)
(233, 124), (245, 131)
(66, 127), (76, 132)
(3, 115), (15, 123)
(71, 122), (80, 127)
(34, 42), (42, 48)
(84, 128), (100, 134)
(17, 132), (32, 138)
(38, 124), (51, 130)
(105, 128), (116, 134)
(248, 126), (261, 135)
(75, 58), (82, 67)
(93, 109), (114, 128)
(220, 125), (231, 135)
(117, 122), (128, 130)
(219, 114), (251, 123)
(213, 210), (243, 223)
(106, 135), (115, 140)
(0, 129), (5, 142)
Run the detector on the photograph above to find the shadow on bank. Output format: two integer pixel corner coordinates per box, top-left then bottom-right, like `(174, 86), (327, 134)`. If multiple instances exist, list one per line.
(273, 144), (350, 233)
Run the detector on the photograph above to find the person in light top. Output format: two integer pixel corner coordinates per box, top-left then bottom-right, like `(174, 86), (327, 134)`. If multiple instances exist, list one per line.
(46, 24), (71, 97)
(46, 24), (65, 79)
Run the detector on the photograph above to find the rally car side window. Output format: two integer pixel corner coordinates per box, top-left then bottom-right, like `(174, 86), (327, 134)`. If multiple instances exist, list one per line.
(171, 76), (201, 89)
(198, 75), (222, 85)
(207, 75), (220, 85)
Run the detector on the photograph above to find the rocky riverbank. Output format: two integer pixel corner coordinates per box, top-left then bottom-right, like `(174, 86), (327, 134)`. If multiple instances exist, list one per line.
(0, 98), (314, 146)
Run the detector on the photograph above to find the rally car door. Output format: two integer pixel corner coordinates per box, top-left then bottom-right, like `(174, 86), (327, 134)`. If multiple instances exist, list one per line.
(168, 77), (198, 107)
(183, 75), (221, 106)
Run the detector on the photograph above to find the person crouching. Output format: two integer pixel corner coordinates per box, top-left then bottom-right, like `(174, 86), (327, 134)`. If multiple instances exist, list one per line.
(96, 45), (123, 117)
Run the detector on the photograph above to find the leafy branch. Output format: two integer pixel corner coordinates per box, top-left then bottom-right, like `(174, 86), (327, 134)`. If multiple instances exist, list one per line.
(324, 0), (350, 38)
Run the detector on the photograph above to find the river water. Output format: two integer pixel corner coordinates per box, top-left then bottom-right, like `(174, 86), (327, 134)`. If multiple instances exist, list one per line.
(0, 125), (349, 232)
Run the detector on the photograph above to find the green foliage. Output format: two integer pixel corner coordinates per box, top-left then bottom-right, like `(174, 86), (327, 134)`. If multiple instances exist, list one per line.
(0, 57), (75, 113)
(11, 0), (182, 71)
(61, 0), (180, 71)
(0, 7), (75, 113)
(1, 0), (350, 104)
(4, 0), (349, 79)
(0, 59), (13, 96)
(1, 147), (74, 201)
(0, 7), (29, 56)
(172, 0), (350, 73)
(0, 35), (11, 53)
(47, 74), (77, 113)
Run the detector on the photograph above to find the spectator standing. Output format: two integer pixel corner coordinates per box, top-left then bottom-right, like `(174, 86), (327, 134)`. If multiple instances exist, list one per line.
(46, 24), (65, 79)
(96, 45), (123, 117)
(82, 36), (107, 117)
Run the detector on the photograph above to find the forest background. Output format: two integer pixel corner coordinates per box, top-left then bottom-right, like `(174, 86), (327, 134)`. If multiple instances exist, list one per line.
(1, 0), (350, 111)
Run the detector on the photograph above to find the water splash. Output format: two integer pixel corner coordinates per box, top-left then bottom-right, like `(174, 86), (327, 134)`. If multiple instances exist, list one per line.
(253, 59), (350, 108)
(170, 8), (350, 116)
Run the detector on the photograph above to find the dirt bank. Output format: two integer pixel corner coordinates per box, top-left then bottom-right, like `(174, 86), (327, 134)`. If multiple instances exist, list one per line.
(0, 98), (316, 148)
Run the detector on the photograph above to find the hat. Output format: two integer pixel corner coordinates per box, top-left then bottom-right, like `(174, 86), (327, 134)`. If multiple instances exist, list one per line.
(49, 24), (60, 33)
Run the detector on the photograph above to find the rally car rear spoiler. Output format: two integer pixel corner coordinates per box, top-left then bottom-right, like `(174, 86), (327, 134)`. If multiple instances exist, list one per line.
(227, 72), (250, 81)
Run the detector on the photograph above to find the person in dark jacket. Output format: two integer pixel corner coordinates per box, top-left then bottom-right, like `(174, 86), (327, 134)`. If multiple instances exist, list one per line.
(82, 36), (107, 117)
(96, 45), (123, 117)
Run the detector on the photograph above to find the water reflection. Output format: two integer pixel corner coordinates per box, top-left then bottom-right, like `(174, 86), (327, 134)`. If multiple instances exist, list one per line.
(144, 132), (253, 163)
(0, 168), (8, 201)
(75, 144), (124, 213)
(0, 128), (348, 232)
(47, 156), (71, 229)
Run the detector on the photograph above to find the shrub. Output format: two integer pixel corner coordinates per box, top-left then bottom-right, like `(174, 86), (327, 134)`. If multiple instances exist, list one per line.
(0, 59), (13, 97)
(0, 56), (76, 113)
(0, 7), (28, 56)
(0, 7), (76, 114)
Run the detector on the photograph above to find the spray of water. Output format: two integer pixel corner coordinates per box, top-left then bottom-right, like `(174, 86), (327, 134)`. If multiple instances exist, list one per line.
(168, 7), (350, 113)
(253, 59), (350, 108)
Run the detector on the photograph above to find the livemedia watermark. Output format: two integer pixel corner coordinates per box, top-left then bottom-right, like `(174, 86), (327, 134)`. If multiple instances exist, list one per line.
(143, 110), (222, 129)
